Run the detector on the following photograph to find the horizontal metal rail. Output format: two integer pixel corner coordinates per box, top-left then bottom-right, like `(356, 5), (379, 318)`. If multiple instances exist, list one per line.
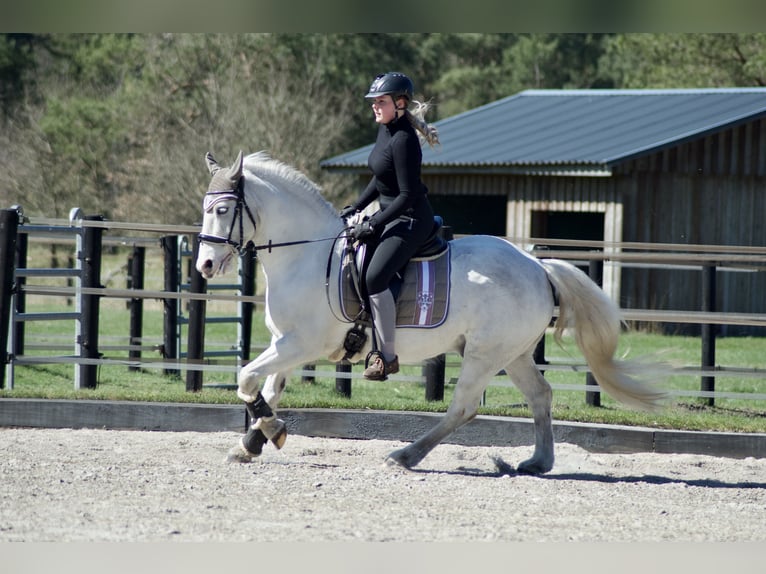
(15, 312), (81, 322)
(178, 316), (241, 325)
(20, 284), (265, 305)
(15, 268), (81, 278)
(179, 350), (240, 358)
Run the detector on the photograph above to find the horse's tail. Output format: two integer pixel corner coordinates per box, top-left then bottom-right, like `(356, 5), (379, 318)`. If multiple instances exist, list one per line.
(540, 258), (667, 411)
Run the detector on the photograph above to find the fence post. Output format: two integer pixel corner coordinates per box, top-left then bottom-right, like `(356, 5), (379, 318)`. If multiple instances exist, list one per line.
(239, 247), (256, 363)
(185, 234), (207, 392)
(701, 265), (717, 407)
(302, 363), (316, 384)
(13, 226), (27, 358)
(161, 235), (179, 376)
(533, 334), (548, 376)
(0, 208), (20, 389)
(585, 254), (603, 407)
(127, 245), (145, 371)
(336, 362), (351, 397)
(77, 215), (104, 390)
(422, 224), (453, 402)
(424, 355), (445, 402)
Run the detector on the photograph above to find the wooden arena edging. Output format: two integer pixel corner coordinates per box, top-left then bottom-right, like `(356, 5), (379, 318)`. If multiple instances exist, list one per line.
(0, 398), (764, 460)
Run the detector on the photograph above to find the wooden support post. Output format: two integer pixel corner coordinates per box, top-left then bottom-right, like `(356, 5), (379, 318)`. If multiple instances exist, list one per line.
(301, 364), (316, 384)
(127, 245), (145, 371)
(185, 235), (207, 392)
(423, 355), (445, 402)
(533, 334), (548, 376)
(239, 248), (256, 362)
(701, 265), (717, 407)
(12, 229), (27, 358)
(585, 255), (603, 407)
(0, 209), (20, 389)
(422, 224), (453, 402)
(336, 362), (351, 398)
(161, 235), (179, 376)
(77, 215), (104, 389)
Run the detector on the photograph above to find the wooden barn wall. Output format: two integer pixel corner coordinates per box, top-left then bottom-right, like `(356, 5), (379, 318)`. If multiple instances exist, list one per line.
(615, 119), (766, 334)
(420, 119), (765, 334)
(422, 174), (508, 197)
(424, 173), (624, 301)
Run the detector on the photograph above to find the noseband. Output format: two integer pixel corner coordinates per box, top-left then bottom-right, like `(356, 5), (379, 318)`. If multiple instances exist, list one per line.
(198, 176), (257, 255)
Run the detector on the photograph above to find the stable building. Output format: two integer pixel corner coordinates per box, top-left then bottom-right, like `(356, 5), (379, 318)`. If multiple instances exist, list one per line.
(320, 88), (766, 334)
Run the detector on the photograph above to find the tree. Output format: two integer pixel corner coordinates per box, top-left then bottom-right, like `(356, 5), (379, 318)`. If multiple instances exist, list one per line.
(598, 34), (766, 88)
(112, 34), (361, 223)
(0, 34), (145, 219)
(6, 33), (762, 225)
(419, 34), (613, 119)
(0, 34), (43, 115)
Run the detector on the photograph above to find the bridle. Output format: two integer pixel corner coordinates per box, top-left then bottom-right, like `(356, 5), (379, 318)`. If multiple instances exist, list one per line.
(198, 173), (365, 349)
(198, 175), (351, 255)
(198, 176), (257, 255)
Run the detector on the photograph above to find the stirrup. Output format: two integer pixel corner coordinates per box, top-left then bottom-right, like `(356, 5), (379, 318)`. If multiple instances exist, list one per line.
(363, 351), (399, 381)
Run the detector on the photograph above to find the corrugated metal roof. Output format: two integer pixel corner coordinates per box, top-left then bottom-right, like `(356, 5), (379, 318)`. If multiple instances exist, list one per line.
(320, 88), (766, 176)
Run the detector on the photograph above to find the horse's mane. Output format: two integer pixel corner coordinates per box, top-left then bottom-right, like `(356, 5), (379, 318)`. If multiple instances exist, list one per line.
(243, 151), (337, 218)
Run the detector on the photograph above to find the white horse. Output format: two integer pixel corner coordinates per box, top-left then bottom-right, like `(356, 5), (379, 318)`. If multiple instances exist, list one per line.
(196, 151), (665, 474)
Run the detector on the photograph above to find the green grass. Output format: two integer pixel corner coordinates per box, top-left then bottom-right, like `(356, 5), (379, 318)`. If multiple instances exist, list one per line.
(4, 301), (766, 434)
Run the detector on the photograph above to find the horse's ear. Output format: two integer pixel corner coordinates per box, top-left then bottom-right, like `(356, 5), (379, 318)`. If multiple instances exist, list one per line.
(205, 152), (221, 175)
(225, 150), (244, 180)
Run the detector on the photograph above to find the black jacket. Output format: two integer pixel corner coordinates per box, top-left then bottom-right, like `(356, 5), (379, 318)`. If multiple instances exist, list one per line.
(353, 114), (429, 229)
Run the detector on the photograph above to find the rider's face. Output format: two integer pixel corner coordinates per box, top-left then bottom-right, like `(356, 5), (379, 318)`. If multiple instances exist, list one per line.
(370, 96), (399, 124)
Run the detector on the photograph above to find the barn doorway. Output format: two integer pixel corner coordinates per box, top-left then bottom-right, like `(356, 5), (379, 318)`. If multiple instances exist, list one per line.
(429, 195), (507, 236)
(531, 211), (604, 244)
(531, 210), (605, 273)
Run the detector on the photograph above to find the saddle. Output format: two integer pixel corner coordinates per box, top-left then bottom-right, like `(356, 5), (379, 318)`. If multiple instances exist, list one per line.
(337, 216), (452, 358)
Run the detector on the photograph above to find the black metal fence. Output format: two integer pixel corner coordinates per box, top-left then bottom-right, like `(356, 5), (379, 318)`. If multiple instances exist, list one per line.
(2, 207), (766, 407)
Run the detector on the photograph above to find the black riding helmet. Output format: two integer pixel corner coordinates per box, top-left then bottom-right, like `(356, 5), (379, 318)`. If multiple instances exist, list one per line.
(365, 72), (414, 103)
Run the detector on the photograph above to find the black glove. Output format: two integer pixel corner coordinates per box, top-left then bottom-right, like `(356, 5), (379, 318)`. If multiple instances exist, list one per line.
(340, 205), (358, 220)
(350, 219), (377, 243)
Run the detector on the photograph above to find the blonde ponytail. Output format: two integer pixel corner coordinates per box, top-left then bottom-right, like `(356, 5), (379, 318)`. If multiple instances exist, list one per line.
(406, 100), (440, 148)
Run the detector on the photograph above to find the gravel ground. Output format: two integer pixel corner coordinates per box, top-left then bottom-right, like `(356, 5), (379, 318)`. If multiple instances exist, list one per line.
(1, 427), (765, 543)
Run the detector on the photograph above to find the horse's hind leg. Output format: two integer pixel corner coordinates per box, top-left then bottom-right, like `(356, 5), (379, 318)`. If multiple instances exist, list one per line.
(505, 353), (554, 474)
(387, 355), (493, 469)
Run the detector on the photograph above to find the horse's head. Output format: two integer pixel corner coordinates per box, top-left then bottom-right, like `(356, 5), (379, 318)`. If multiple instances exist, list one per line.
(196, 150), (255, 278)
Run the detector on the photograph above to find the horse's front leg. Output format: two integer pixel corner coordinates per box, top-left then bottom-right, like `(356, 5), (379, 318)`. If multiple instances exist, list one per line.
(227, 339), (310, 463)
(228, 371), (290, 463)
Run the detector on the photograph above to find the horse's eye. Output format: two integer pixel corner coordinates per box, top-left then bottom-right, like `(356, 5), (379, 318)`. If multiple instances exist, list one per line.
(216, 206), (229, 216)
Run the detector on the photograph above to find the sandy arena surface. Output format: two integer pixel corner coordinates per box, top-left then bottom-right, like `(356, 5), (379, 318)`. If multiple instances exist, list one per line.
(1, 427), (765, 543)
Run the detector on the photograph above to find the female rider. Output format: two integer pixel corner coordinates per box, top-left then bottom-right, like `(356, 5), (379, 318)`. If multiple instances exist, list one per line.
(342, 72), (440, 380)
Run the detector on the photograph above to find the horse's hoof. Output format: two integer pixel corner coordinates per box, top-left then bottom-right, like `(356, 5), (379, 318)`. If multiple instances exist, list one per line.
(226, 443), (255, 464)
(517, 457), (553, 475)
(257, 416), (287, 449)
(270, 426), (287, 450)
(385, 450), (412, 470)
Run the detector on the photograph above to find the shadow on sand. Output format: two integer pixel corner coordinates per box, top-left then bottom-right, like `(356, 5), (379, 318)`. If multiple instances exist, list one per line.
(406, 456), (766, 490)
